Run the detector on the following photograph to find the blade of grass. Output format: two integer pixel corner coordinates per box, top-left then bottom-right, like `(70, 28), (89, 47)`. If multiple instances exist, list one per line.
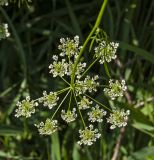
(119, 41), (154, 64)
(51, 132), (61, 160)
(65, 0), (83, 40)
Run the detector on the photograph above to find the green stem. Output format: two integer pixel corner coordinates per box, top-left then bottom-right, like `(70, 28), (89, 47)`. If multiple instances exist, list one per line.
(51, 90), (71, 119)
(80, 56), (100, 78)
(33, 87), (70, 102)
(56, 87), (70, 95)
(70, 0), (108, 87)
(60, 76), (70, 86)
(84, 93), (112, 112)
(68, 90), (73, 110)
(73, 92), (86, 127)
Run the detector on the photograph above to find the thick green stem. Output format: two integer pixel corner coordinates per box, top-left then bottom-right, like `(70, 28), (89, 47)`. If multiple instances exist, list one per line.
(70, 0), (108, 87)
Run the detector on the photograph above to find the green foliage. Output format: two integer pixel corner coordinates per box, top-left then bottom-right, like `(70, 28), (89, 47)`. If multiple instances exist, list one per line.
(0, 0), (154, 159)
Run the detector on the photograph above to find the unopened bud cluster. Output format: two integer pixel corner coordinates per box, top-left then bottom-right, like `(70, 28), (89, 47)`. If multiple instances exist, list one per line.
(15, 31), (130, 146)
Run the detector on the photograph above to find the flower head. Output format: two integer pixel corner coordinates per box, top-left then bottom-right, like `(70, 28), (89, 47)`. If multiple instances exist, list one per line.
(58, 36), (80, 57)
(78, 96), (93, 110)
(78, 125), (101, 145)
(49, 57), (69, 77)
(83, 75), (99, 93)
(61, 108), (77, 123)
(39, 91), (59, 109)
(0, 23), (10, 40)
(107, 109), (130, 129)
(88, 105), (107, 122)
(94, 41), (119, 64)
(15, 96), (38, 118)
(35, 119), (58, 135)
(75, 75), (99, 95)
(104, 79), (127, 100)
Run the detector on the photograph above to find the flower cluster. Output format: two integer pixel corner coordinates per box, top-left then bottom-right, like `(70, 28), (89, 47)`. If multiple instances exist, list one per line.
(15, 96), (38, 118)
(49, 57), (86, 79)
(107, 109), (130, 129)
(0, 23), (10, 40)
(49, 56), (68, 77)
(94, 41), (119, 64)
(75, 75), (99, 95)
(14, 34), (130, 146)
(88, 105), (107, 122)
(35, 119), (58, 135)
(104, 79), (127, 100)
(0, 0), (8, 6)
(78, 125), (101, 145)
(78, 96), (92, 110)
(58, 36), (80, 57)
(61, 108), (77, 123)
(39, 91), (59, 109)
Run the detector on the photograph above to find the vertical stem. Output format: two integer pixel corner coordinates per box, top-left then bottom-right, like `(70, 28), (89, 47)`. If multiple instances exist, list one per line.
(70, 0), (108, 86)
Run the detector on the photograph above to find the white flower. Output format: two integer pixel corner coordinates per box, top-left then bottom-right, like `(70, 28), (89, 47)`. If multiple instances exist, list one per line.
(58, 36), (80, 57)
(78, 125), (101, 145)
(75, 75), (99, 95)
(88, 105), (107, 122)
(78, 96), (93, 110)
(104, 79), (127, 100)
(0, 23), (10, 40)
(107, 109), (130, 129)
(61, 108), (77, 123)
(83, 75), (99, 93)
(94, 41), (119, 64)
(49, 59), (69, 77)
(15, 96), (38, 118)
(68, 62), (86, 79)
(39, 91), (59, 109)
(35, 119), (58, 135)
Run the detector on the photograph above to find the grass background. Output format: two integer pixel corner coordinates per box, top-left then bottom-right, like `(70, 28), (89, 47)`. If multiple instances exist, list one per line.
(0, 0), (154, 159)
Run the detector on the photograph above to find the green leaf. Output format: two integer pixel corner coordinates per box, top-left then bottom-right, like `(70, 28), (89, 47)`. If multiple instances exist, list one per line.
(51, 132), (61, 160)
(0, 125), (23, 136)
(72, 144), (80, 160)
(132, 121), (154, 137)
(127, 146), (154, 160)
(119, 42), (154, 64)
